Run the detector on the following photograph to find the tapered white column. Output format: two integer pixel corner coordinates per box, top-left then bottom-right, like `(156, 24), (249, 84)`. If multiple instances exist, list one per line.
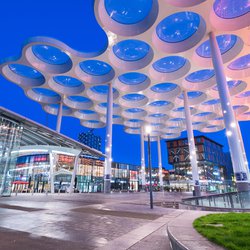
(209, 32), (249, 191)
(70, 154), (80, 193)
(157, 136), (163, 190)
(56, 101), (63, 133)
(236, 121), (250, 182)
(183, 90), (201, 196)
(104, 83), (113, 193)
(49, 152), (55, 194)
(140, 127), (146, 189)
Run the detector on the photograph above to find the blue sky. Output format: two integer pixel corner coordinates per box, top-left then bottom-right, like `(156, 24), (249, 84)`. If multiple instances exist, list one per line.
(0, 0), (249, 169)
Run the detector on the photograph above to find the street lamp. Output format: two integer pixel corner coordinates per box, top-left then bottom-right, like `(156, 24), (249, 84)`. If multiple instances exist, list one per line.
(145, 125), (153, 209)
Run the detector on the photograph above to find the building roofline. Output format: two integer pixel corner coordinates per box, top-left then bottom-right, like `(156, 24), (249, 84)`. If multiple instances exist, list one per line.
(165, 135), (224, 147)
(0, 106), (105, 158)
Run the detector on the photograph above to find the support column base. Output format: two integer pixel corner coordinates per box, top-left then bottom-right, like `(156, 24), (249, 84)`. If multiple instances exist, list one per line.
(193, 185), (201, 197)
(236, 182), (250, 192)
(104, 179), (111, 193)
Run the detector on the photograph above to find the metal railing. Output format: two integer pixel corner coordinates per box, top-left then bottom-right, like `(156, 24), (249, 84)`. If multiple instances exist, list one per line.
(182, 191), (250, 210)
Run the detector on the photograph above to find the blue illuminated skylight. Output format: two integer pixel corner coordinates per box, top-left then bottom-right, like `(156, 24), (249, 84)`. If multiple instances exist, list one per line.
(122, 93), (146, 101)
(118, 72), (147, 85)
(202, 99), (220, 105)
(90, 85), (116, 95)
(213, 80), (242, 91)
(215, 117), (224, 120)
(125, 108), (144, 113)
(87, 120), (100, 124)
(8, 64), (44, 79)
(113, 40), (150, 61)
(79, 110), (96, 114)
(156, 12), (200, 43)
(169, 118), (185, 121)
(179, 91), (203, 99)
(149, 113), (166, 118)
(149, 101), (170, 106)
(104, 0), (153, 24)
(185, 69), (215, 82)
(128, 119), (143, 122)
(233, 105), (245, 110)
(228, 54), (250, 70)
(196, 35), (237, 58)
(32, 45), (71, 65)
(68, 96), (90, 102)
(80, 60), (112, 76)
(173, 107), (194, 112)
(194, 112), (212, 117)
(98, 103), (119, 108)
(53, 76), (83, 87)
(213, 0), (250, 19)
(32, 88), (59, 97)
(236, 91), (250, 98)
(151, 83), (177, 93)
(152, 56), (186, 73)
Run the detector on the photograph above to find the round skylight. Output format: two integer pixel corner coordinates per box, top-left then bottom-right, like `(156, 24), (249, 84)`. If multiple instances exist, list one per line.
(151, 83), (177, 93)
(80, 60), (112, 76)
(152, 56), (186, 73)
(32, 88), (59, 97)
(113, 40), (150, 61)
(118, 72), (147, 85)
(156, 12), (200, 43)
(185, 69), (215, 82)
(104, 0), (153, 24)
(53, 76), (83, 87)
(228, 54), (250, 70)
(196, 35), (237, 58)
(32, 45), (71, 65)
(213, 0), (250, 19)
(8, 64), (44, 79)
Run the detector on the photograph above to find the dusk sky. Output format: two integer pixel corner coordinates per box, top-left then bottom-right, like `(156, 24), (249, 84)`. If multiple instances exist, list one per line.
(0, 0), (249, 169)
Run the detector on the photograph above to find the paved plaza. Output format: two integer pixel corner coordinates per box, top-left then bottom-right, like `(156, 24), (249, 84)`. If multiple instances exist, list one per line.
(0, 192), (191, 250)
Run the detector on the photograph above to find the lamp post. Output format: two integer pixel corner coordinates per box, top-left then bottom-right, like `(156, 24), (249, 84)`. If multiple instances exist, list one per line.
(145, 125), (153, 209)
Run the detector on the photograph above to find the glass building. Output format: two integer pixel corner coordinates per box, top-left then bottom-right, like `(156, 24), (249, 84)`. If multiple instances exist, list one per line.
(166, 136), (228, 191)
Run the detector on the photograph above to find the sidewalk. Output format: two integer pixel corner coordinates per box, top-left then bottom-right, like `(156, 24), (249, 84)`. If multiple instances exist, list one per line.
(0, 192), (222, 250)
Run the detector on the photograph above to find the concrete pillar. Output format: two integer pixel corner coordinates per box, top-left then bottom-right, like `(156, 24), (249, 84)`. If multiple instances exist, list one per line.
(56, 101), (63, 133)
(209, 32), (249, 191)
(49, 152), (55, 194)
(183, 90), (201, 196)
(236, 121), (250, 182)
(157, 136), (163, 190)
(70, 154), (80, 193)
(104, 83), (113, 193)
(140, 127), (146, 190)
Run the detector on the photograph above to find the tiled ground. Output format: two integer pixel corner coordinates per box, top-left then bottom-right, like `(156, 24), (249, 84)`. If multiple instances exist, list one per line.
(0, 192), (188, 250)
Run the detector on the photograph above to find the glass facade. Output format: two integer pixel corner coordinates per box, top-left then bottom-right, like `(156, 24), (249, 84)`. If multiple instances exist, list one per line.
(166, 136), (227, 192)
(0, 116), (22, 196)
(11, 154), (50, 193)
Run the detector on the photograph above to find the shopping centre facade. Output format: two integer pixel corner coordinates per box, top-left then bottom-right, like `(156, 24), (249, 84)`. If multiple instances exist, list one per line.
(0, 1), (250, 195)
(0, 107), (169, 195)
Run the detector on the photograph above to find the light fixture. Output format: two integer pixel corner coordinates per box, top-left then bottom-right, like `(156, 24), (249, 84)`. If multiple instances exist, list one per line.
(145, 125), (152, 135)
